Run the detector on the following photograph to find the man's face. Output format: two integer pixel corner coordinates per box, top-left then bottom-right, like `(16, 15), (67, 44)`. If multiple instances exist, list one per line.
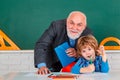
(66, 14), (86, 40)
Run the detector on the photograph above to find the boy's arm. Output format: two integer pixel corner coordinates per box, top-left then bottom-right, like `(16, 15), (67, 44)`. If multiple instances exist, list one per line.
(101, 61), (109, 72)
(101, 47), (107, 62)
(98, 46), (107, 62)
(98, 46), (109, 72)
(71, 59), (95, 74)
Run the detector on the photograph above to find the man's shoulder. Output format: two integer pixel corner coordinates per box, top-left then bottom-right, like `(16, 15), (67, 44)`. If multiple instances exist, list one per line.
(81, 27), (93, 36)
(48, 19), (67, 34)
(50, 19), (66, 29)
(85, 26), (91, 31)
(52, 19), (66, 24)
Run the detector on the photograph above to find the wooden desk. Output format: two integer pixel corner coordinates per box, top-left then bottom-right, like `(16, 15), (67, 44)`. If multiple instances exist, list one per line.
(1, 71), (120, 80)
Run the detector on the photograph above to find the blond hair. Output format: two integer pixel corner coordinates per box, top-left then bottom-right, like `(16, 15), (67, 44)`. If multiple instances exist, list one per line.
(77, 35), (99, 57)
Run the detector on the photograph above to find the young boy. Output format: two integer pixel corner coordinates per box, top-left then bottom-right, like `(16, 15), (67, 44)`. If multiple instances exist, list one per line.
(71, 35), (109, 74)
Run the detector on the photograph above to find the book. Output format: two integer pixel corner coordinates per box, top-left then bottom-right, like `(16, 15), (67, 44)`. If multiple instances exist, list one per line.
(54, 42), (75, 67)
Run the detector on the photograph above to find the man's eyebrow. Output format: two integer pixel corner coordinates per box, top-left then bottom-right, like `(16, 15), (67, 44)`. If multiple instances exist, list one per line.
(69, 20), (73, 22)
(77, 23), (83, 25)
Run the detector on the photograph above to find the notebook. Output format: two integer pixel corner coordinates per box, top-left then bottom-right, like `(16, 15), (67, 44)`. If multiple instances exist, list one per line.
(48, 73), (77, 80)
(55, 42), (75, 67)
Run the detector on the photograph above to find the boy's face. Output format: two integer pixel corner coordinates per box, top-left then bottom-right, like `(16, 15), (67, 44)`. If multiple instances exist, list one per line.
(81, 45), (95, 61)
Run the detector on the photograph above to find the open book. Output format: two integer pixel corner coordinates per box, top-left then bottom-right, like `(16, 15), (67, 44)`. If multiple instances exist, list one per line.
(54, 42), (75, 67)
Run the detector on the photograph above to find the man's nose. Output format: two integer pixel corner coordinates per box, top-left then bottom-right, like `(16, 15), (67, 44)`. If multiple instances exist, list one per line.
(72, 25), (78, 29)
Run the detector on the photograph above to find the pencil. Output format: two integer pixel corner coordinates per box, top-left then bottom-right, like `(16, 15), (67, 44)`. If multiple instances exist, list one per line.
(90, 56), (92, 64)
(48, 73), (54, 77)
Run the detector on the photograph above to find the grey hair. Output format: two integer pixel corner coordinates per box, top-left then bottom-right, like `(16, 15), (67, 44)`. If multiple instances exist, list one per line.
(67, 11), (87, 25)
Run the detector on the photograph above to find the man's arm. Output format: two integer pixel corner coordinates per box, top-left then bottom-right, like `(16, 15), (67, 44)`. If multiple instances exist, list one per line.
(34, 21), (58, 74)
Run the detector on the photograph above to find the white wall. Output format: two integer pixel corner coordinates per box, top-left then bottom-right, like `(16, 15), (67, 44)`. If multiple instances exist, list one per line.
(0, 50), (120, 75)
(0, 50), (37, 75)
(107, 50), (120, 72)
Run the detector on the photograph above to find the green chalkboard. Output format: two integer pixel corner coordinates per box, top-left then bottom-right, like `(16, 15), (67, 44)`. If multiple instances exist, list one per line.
(0, 0), (120, 49)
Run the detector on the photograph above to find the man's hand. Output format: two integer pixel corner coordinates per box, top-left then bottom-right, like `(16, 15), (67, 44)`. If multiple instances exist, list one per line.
(37, 66), (51, 75)
(66, 48), (77, 57)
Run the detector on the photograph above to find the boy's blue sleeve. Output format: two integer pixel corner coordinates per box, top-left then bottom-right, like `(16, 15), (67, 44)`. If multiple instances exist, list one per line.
(71, 58), (83, 74)
(101, 60), (109, 73)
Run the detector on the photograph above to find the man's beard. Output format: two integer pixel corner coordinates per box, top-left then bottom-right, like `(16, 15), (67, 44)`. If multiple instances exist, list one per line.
(67, 30), (83, 40)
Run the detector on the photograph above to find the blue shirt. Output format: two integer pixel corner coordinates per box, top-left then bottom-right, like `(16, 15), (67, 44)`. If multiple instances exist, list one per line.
(37, 62), (46, 68)
(69, 39), (75, 47)
(71, 56), (109, 74)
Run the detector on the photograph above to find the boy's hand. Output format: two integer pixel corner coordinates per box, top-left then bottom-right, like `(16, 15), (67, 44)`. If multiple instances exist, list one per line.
(80, 64), (95, 73)
(97, 46), (107, 62)
(88, 64), (95, 72)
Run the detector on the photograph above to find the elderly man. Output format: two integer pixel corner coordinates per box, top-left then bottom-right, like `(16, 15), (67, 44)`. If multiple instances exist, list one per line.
(34, 11), (93, 75)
